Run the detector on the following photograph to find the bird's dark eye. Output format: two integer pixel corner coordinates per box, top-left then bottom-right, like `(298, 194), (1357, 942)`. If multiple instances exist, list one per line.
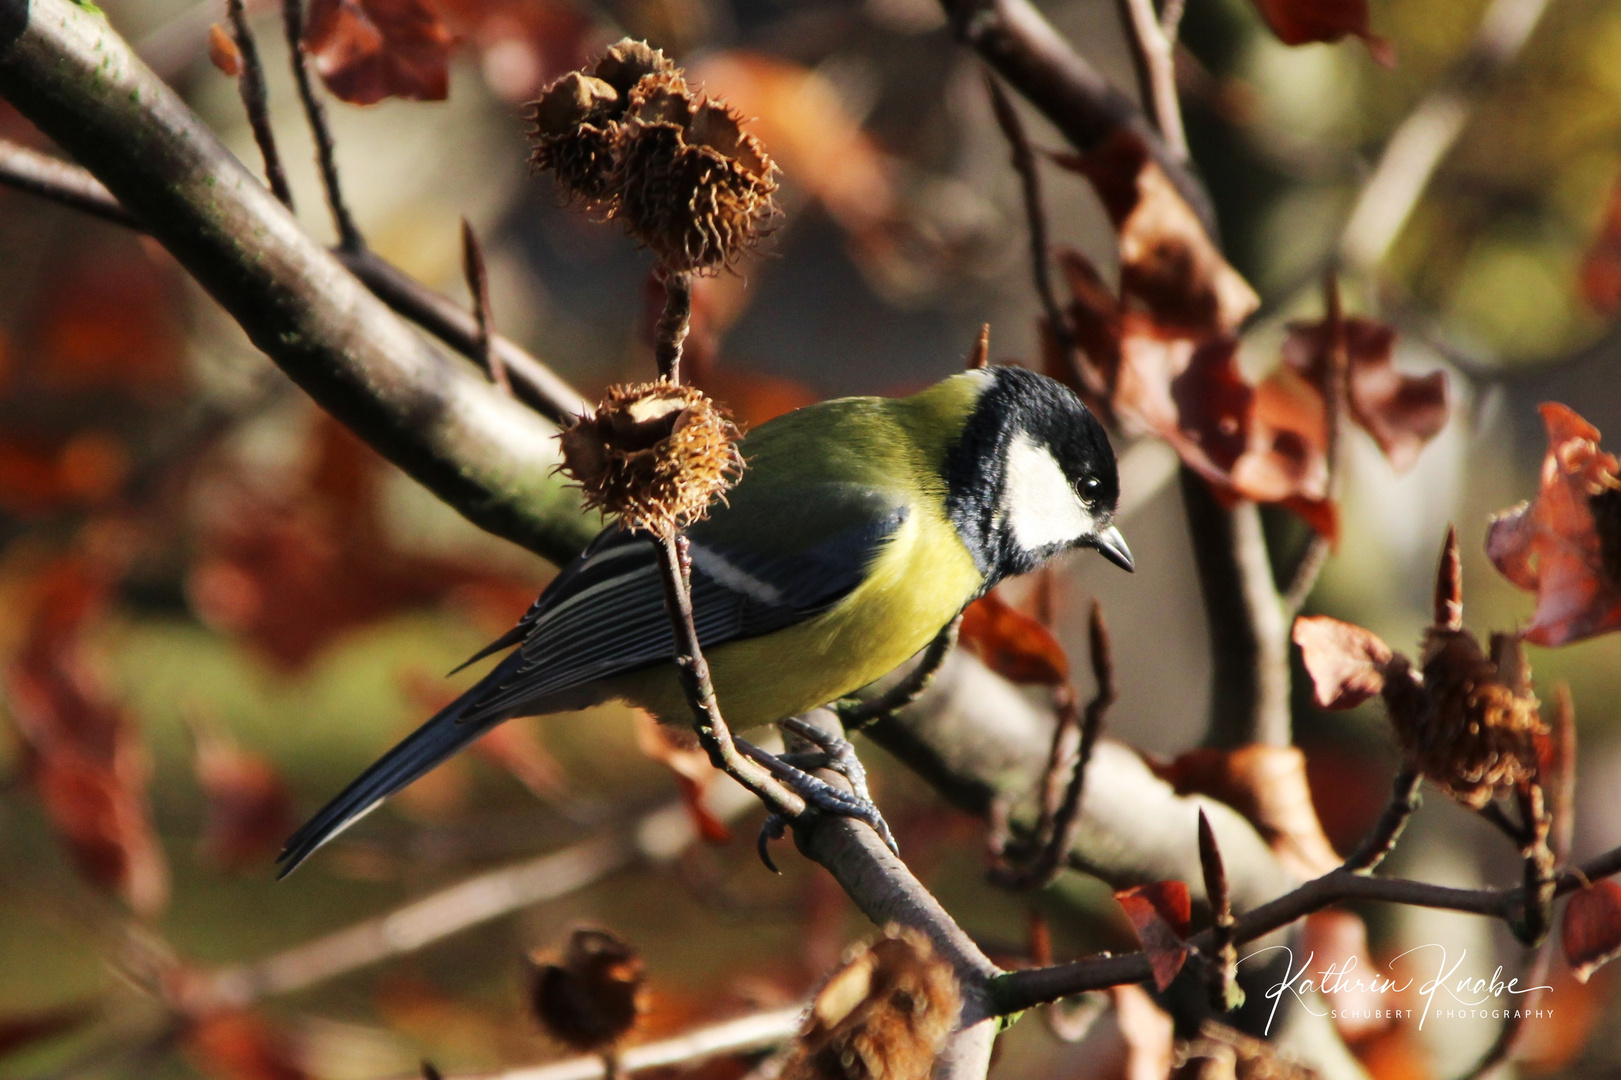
(1084, 477), (1100, 491)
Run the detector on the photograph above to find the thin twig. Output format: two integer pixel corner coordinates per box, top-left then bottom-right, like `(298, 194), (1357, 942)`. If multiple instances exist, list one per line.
(988, 602), (1113, 890)
(653, 532), (804, 818)
(0, 139), (136, 225)
(1512, 782), (1554, 946)
(280, 0), (363, 250)
(0, 138), (589, 425)
(224, 0), (293, 207)
(1116, 0), (1188, 161)
(461, 218), (511, 395)
(983, 74), (1073, 361)
(445, 1006), (807, 1080)
(1344, 766), (1422, 872)
(836, 615), (962, 730)
(654, 272), (693, 382)
(1197, 809), (1241, 1013)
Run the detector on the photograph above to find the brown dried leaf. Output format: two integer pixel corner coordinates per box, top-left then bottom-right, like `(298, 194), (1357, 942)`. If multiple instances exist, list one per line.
(779, 926), (960, 1080)
(1061, 132), (1258, 337)
(528, 928), (648, 1052)
(1282, 312), (1448, 473)
(957, 589), (1070, 687)
(1562, 880), (1621, 984)
(182, 1009), (310, 1080)
(192, 722), (295, 873)
(1116, 880), (1191, 991)
(634, 710), (731, 843)
(1250, 0), (1392, 62)
(1292, 615), (1394, 710)
(1154, 745), (1342, 879)
(5, 557), (168, 914)
(208, 23), (244, 77)
(303, 0), (453, 105)
(1485, 403), (1621, 645)
(1580, 174), (1621, 317)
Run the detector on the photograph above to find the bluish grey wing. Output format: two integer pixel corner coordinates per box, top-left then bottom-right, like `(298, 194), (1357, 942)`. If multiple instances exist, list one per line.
(456, 502), (909, 724)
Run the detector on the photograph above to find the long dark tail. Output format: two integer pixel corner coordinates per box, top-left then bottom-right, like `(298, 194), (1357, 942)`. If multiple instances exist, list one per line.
(277, 653), (521, 878)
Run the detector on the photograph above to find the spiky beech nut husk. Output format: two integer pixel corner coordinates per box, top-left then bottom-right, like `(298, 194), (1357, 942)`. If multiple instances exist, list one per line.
(558, 381), (742, 537)
(527, 72), (622, 204)
(614, 89), (779, 273)
(593, 38), (679, 97)
(1384, 628), (1547, 809)
(779, 926), (960, 1080)
(527, 928), (646, 1052)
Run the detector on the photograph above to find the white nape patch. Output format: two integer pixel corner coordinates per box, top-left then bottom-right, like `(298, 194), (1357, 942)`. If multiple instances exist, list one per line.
(1002, 432), (1092, 552)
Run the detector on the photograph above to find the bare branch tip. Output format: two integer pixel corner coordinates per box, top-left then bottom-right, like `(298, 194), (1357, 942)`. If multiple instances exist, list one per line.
(968, 323), (991, 369)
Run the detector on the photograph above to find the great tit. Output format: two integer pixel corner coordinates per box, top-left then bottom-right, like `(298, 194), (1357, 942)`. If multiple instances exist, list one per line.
(278, 365), (1131, 874)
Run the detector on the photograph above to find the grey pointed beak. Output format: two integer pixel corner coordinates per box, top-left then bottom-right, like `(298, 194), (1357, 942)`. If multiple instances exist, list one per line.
(1092, 523), (1134, 573)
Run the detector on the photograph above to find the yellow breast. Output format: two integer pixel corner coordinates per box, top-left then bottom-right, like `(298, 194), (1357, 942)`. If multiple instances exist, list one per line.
(619, 507), (984, 729)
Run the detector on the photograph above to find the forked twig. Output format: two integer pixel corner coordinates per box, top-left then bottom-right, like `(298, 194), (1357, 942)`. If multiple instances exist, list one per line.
(1116, 0), (1188, 161)
(224, 0), (293, 207)
(281, 0), (363, 250)
(989, 602), (1113, 890)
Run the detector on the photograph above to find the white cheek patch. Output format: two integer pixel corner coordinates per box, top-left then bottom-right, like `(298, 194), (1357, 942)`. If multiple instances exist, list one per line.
(1002, 433), (1093, 552)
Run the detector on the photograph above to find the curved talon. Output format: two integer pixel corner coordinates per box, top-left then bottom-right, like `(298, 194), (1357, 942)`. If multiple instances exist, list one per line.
(757, 813), (789, 873)
(736, 722), (902, 859)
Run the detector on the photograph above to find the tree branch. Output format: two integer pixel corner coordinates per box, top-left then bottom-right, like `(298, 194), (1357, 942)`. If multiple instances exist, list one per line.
(0, 5), (594, 568)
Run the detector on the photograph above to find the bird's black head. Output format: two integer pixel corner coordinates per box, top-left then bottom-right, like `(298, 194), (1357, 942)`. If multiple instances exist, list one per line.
(944, 366), (1132, 587)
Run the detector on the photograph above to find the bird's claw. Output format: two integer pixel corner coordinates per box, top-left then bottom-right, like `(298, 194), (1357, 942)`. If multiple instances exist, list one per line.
(740, 719), (900, 871)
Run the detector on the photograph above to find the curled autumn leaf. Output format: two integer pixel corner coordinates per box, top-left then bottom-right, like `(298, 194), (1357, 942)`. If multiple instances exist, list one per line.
(1153, 746), (1342, 879)
(4, 557), (168, 915)
(1563, 880), (1621, 984)
(1250, 0), (1392, 62)
(190, 719), (295, 873)
(1486, 403), (1621, 646)
(1292, 615), (1394, 710)
(1115, 880), (1191, 991)
(303, 0), (454, 105)
(528, 928), (647, 1053)
(1282, 308), (1449, 473)
(208, 23), (244, 78)
(956, 589), (1069, 686)
(1580, 173), (1621, 317)
(779, 926), (960, 1080)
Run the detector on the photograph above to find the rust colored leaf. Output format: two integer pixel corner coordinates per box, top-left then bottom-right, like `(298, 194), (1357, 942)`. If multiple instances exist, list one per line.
(1153, 745), (1342, 879)
(1060, 132), (1257, 338)
(304, 0), (454, 105)
(780, 926), (960, 1080)
(1485, 403), (1621, 646)
(208, 23), (244, 77)
(1250, 0), (1392, 61)
(1283, 311), (1448, 473)
(5, 557), (168, 915)
(182, 1009), (309, 1080)
(528, 928), (647, 1052)
(957, 589), (1070, 687)
(1563, 880), (1621, 984)
(1293, 615), (1394, 709)
(187, 418), (536, 670)
(191, 722), (295, 873)
(1115, 880), (1191, 991)
(1580, 173), (1621, 316)
(634, 710), (731, 843)
(431, 0), (590, 102)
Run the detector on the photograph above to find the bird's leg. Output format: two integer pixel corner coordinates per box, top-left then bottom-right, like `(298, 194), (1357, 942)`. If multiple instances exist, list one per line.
(739, 715), (900, 861)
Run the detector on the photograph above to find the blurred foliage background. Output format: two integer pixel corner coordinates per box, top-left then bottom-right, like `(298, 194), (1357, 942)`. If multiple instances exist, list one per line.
(3, 0), (1621, 1075)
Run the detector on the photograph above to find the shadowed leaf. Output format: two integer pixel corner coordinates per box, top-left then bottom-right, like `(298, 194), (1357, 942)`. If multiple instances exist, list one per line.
(958, 590), (1070, 687)
(1562, 880), (1621, 984)
(1115, 880), (1190, 991)
(1293, 615), (1394, 709)
(304, 0), (454, 104)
